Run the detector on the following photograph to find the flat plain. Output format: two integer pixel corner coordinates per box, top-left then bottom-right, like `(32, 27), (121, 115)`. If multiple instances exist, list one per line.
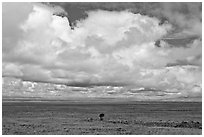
(2, 101), (202, 135)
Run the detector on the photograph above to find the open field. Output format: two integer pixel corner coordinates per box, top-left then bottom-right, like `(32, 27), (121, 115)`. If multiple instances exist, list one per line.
(2, 101), (202, 135)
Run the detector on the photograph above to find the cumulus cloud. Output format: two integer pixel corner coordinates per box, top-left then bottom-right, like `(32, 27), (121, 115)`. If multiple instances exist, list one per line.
(2, 3), (202, 100)
(53, 2), (201, 39)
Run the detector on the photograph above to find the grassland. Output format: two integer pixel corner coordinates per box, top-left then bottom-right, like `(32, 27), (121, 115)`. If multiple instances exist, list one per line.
(2, 101), (202, 135)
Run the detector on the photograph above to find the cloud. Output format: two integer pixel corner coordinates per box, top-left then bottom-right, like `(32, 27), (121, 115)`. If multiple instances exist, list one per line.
(2, 3), (33, 54)
(159, 3), (202, 37)
(2, 3), (202, 100)
(53, 2), (201, 39)
(3, 63), (23, 77)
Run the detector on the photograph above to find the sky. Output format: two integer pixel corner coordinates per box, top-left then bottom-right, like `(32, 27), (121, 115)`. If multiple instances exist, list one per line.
(2, 2), (202, 101)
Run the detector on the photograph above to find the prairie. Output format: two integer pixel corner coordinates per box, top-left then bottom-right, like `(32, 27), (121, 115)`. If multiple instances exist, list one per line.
(2, 101), (202, 135)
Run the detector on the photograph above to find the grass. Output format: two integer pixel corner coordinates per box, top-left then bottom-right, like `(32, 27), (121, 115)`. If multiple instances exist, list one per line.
(2, 101), (202, 135)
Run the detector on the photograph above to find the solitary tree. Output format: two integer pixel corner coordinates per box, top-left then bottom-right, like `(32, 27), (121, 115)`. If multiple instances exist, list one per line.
(99, 113), (105, 121)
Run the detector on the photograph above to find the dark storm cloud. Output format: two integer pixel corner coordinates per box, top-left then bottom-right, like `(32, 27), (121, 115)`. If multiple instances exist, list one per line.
(65, 82), (130, 87)
(158, 36), (200, 48)
(166, 54), (202, 67)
